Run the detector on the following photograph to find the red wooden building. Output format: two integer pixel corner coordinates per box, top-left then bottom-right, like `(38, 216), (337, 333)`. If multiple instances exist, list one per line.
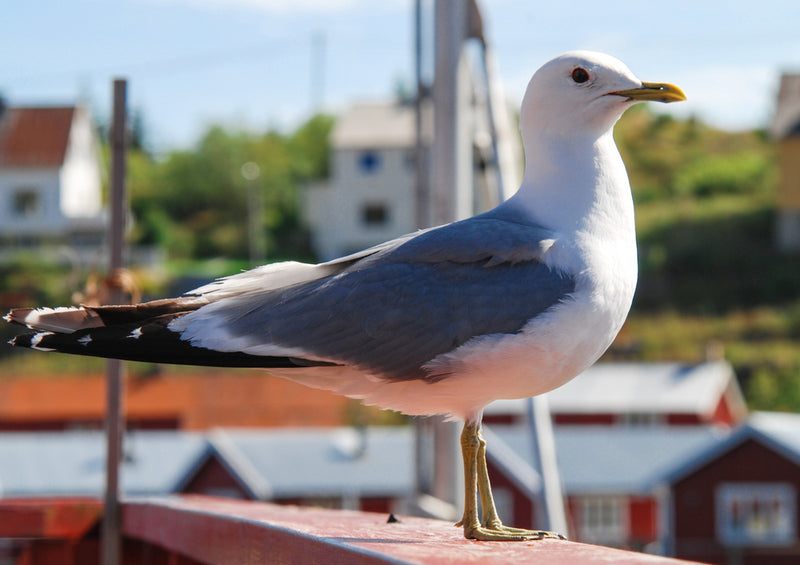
(485, 361), (747, 428)
(484, 424), (723, 553)
(183, 427), (414, 515)
(668, 412), (800, 565)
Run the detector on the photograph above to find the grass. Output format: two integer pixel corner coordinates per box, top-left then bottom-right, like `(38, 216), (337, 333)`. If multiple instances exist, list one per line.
(611, 186), (800, 412)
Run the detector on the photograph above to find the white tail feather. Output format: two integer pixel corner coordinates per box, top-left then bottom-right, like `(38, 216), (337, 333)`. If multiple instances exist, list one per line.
(8, 307), (105, 333)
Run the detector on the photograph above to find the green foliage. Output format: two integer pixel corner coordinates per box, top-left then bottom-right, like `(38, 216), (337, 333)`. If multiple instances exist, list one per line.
(0, 255), (77, 306)
(127, 114), (334, 261)
(746, 366), (800, 413)
(609, 107), (800, 413)
(612, 107), (784, 313)
(288, 114), (335, 181)
(615, 107), (775, 202)
(674, 153), (771, 197)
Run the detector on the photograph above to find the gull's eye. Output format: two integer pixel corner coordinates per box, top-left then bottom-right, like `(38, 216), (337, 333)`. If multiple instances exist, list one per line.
(571, 67), (590, 84)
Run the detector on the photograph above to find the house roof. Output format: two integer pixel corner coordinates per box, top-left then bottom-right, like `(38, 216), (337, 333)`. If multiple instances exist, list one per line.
(0, 371), (366, 430)
(0, 106), (76, 167)
(207, 427), (415, 499)
(666, 411), (800, 484)
(0, 430), (208, 498)
(331, 101), (431, 149)
(485, 361), (744, 418)
(771, 73), (800, 139)
(487, 424), (724, 495)
(0, 422), (736, 501)
(0, 427), (413, 501)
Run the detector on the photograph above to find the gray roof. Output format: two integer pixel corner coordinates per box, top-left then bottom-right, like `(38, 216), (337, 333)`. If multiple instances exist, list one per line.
(208, 427), (415, 500)
(747, 411), (800, 458)
(487, 424), (725, 495)
(12, 414), (798, 501)
(667, 411), (800, 484)
(485, 361), (744, 418)
(0, 430), (207, 498)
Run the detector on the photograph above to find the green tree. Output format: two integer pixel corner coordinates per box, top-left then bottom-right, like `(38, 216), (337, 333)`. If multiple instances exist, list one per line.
(127, 114), (334, 261)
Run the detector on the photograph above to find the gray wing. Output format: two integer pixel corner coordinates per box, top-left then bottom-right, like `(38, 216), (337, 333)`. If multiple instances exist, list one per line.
(174, 211), (575, 381)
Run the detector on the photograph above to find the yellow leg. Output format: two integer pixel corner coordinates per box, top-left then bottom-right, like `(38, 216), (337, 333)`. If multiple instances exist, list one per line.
(456, 420), (566, 541)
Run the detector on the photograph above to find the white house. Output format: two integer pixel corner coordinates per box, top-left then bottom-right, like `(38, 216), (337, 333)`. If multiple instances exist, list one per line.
(0, 103), (105, 261)
(302, 98), (521, 261)
(302, 102), (423, 261)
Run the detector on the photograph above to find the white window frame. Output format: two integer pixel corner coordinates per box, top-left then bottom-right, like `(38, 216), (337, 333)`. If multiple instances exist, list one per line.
(716, 482), (797, 547)
(578, 496), (627, 544)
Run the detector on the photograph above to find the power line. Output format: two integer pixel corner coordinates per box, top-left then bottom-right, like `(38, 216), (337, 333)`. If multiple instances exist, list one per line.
(4, 38), (306, 85)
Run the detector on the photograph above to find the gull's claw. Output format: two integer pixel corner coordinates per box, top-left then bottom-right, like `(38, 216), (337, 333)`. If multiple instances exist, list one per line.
(462, 522), (566, 541)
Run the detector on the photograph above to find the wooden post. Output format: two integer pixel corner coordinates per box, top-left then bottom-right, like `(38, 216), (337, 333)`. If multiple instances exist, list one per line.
(102, 77), (128, 565)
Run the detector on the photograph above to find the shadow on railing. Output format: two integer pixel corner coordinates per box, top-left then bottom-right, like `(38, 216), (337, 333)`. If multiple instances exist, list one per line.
(0, 496), (701, 564)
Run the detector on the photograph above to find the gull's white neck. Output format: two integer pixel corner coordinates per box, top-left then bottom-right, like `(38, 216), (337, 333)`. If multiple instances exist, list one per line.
(511, 129), (634, 239)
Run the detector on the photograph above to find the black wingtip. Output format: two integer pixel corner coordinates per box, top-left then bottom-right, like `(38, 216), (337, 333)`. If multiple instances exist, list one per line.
(7, 331), (56, 351)
(7, 318), (342, 370)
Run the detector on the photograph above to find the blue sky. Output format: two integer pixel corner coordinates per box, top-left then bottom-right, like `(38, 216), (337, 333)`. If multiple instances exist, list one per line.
(2, 0), (799, 151)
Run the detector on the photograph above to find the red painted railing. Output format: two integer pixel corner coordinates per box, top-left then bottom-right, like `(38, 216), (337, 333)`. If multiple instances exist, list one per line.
(1, 496), (703, 564)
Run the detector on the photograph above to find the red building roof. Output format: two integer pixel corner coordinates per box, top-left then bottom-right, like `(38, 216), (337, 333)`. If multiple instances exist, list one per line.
(0, 106), (75, 167)
(0, 370), (381, 431)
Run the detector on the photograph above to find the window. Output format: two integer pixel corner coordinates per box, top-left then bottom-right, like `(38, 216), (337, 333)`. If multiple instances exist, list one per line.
(716, 483), (797, 546)
(362, 204), (388, 227)
(620, 412), (663, 427)
(12, 189), (41, 217)
(579, 496), (626, 544)
(358, 150), (381, 173)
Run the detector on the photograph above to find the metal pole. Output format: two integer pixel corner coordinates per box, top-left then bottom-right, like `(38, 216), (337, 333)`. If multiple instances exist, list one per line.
(413, 0), (428, 230)
(102, 78), (128, 565)
(427, 0), (472, 513)
(526, 395), (569, 536)
(412, 0), (430, 503)
(431, 0), (469, 226)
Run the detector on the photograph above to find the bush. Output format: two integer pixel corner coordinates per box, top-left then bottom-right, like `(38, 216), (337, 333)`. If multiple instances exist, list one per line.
(674, 153), (771, 197)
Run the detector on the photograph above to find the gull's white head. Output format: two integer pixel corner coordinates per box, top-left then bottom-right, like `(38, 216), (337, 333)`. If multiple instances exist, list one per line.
(520, 51), (685, 141)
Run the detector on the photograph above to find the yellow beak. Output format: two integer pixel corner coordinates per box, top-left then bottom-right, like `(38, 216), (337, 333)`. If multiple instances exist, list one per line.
(612, 82), (687, 103)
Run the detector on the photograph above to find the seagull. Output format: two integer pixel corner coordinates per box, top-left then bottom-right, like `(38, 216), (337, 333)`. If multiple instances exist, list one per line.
(5, 51), (684, 541)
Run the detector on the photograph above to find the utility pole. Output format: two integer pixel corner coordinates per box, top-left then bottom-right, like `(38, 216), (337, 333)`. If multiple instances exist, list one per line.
(414, 1), (567, 534)
(413, 0), (428, 230)
(102, 78), (128, 565)
(425, 0), (474, 515)
(242, 161), (266, 266)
